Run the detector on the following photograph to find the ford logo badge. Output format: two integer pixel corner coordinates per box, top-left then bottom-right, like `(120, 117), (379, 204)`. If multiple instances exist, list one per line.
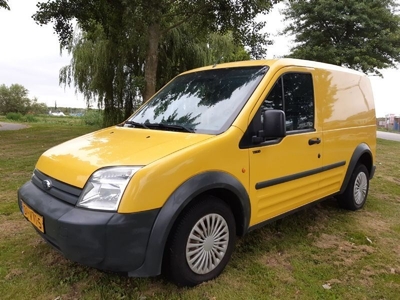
(42, 179), (52, 190)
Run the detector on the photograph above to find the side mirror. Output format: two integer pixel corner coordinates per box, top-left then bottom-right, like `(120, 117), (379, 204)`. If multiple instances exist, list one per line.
(253, 110), (286, 143)
(262, 109), (286, 138)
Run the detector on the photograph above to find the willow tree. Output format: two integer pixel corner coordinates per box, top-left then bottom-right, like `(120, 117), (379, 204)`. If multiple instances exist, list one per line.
(60, 24), (251, 126)
(157, 28), (251, 90)
(0, 0), (9, 10)
(34, 0), (279, 101)
(60, 25), (146, 125)
(284, 0), (400, 76)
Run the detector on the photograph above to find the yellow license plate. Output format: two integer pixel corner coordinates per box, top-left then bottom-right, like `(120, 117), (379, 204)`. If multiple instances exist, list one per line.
(21, 201), (44, 233)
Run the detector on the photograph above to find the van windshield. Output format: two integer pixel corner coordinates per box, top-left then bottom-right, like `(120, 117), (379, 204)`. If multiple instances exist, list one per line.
(128, 66), (268, 134)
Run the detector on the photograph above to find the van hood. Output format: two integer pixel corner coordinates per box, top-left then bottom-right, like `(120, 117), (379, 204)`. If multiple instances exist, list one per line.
(36, 126), (213, 188)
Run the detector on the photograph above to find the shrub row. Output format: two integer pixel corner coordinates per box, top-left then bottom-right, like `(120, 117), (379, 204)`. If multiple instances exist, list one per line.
(5, 111), (104, 127)
(6, 112), (38, 122)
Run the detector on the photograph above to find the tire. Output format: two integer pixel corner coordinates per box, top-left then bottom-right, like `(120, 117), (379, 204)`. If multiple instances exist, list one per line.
(163, 196), (236, 287)
(337, 164), (370, 211)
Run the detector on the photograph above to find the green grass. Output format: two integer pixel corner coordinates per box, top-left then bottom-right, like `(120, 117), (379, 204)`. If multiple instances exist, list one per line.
(0, 113), (97, 127)
(1, 120), (400, 299)
(377, 127), (400, 134)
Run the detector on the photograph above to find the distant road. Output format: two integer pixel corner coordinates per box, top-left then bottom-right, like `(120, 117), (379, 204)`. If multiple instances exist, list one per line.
(377, 131), (400, 142)
(0, 122), (28, 131)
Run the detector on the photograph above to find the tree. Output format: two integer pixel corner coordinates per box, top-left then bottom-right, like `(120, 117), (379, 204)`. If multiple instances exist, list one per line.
(30, 97), (49, 114)
(0, 84), (47, 115)
(0, 84), (30, 114)
(156, 29), (251, 90)
(284, 0), (400, 76)
(60, 26), (252, 126)
(0, 0), (9, 10)
(59, 25), (144, 125)
(34, 0), (279, 101)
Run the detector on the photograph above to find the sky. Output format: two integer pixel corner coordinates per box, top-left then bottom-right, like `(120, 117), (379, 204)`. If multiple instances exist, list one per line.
(0, 1), (399, 116)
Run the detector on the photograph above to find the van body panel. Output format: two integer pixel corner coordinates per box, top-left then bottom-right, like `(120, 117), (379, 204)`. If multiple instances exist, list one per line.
(249, 131), (322, 225)
(316, 69), (376, 197)
(35, 126), (212, 188)
(118, 126), (249, 213)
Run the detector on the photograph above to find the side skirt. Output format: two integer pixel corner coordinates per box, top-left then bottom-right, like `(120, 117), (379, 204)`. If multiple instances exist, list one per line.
(247, 194), (339, 233)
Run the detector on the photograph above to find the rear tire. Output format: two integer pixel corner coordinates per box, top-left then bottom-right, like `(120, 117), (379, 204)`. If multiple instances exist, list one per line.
(163, 196), (236, 287)
(337, 164), (369, 211)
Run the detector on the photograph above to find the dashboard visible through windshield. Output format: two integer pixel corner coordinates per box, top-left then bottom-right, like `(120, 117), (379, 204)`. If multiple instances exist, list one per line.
(128, 66), (269, 134)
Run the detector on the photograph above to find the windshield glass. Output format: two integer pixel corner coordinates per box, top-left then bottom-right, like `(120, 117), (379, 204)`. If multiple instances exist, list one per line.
(128, 66), (268, 134)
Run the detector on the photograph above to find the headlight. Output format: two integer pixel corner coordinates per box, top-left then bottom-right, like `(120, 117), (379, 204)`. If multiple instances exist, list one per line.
(77, 167), (141, 211)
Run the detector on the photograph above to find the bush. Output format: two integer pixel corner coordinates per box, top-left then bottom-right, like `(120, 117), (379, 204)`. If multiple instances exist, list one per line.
(23, 115), (38, 123)
(83, 110), (103, 126)
(6, 112), (23, 121)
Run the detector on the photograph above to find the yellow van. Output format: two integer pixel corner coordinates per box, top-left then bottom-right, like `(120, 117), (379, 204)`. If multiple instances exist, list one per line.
(18, 59), (376, 286)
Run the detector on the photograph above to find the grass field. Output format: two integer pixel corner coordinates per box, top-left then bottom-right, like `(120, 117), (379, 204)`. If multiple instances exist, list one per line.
(1, 122), (399, 299)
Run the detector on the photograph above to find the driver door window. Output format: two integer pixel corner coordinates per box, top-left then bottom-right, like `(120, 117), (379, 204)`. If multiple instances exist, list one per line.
(263, 73), (314, 132)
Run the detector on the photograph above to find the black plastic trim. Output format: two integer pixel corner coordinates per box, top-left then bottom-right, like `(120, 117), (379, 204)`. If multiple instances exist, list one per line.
(18, 181), (159, 273)
(370, 165), (376, 179)
(32, 169), (81, 205)
(339, 144), (373, 194)
(256, 161), (346, 190)
(128, 171), (250, 277)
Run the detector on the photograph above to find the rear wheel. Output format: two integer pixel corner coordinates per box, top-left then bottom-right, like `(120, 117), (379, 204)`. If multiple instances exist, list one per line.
(164, 196), (236, 287)
(337, 164), (369, 211)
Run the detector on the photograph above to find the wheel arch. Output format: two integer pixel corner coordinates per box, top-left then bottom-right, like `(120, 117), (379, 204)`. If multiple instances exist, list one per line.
(128, 171), (250, 277)
(339, 143), (374, 194)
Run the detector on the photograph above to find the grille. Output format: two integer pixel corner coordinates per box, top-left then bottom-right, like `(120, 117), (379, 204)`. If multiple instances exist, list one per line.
(32, 169), (82, 205)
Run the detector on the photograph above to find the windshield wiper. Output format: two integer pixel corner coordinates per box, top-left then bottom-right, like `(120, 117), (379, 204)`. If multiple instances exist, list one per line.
(146, 123), (195, 133)
(124, 120), (149, 129)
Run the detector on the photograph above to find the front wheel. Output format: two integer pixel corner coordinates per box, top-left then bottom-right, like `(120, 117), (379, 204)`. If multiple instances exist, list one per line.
(337, 164), (370, 211)
(163, 196), (236, 287)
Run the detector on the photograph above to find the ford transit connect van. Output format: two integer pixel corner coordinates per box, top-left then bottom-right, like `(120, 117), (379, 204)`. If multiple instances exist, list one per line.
(18, 59), (376, 286)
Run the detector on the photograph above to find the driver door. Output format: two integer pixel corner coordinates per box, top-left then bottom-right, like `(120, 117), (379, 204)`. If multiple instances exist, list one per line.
(247, 69), (322, 225)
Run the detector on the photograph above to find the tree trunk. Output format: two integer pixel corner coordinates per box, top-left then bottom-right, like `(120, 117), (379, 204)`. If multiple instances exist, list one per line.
(103, 65), (122, 127)
(143, 23), (161, 102)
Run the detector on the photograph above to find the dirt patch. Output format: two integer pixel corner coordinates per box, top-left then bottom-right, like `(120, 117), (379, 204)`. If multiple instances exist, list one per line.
(305, 206), (330, 233)
(59, 282), (89, 300)
(4, 269), (24, 280)
(355, 265), (400, 288)
(380, 175), (400, 185)
(0, 219), (31, 239)
(43, 250), (70, 267)
(313, 233), (375, 267)
(139, 281), (172, 298)
(353, 211), (391, 234)
(379, 237), (400, 260)
(262, 252), (293, 271)
(313, 233), (342, 249)
(260, 252), (295, 284)
(360, 265), (390, 277)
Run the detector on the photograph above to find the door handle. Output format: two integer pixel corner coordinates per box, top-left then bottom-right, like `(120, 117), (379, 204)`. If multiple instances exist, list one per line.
(308, 138), (321, 145)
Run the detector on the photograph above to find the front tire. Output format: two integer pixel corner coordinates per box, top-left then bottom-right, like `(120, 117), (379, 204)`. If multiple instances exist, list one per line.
(337, 164), (370, 211)
(164, 196), (236, 287)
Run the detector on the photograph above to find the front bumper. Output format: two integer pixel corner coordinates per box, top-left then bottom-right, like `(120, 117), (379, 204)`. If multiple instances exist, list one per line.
(18, 181), (160, 273)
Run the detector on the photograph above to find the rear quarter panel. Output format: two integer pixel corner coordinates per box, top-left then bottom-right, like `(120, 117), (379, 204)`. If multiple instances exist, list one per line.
(316, 68), (376, 197)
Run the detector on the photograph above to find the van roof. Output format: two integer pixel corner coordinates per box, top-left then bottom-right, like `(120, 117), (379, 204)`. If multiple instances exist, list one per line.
(182, 58), (365, 76)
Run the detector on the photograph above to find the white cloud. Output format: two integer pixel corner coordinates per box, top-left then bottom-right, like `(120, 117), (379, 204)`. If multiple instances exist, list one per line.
(0, 0), (398, 115)
(0, 0), (85, 108)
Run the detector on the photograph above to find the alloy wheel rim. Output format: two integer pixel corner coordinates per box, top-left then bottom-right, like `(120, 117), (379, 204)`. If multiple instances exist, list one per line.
(354, 172), (368, 205)
(186, 213), (229, 275)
